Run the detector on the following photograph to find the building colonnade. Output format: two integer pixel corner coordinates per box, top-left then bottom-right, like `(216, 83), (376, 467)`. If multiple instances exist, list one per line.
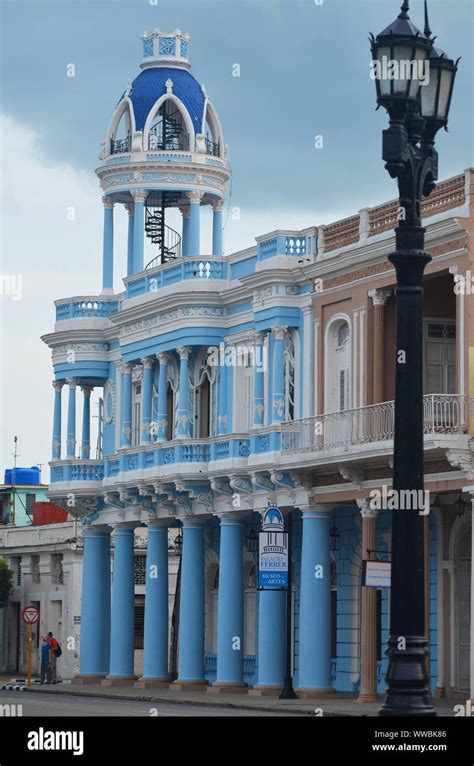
(74, 505), (338, 695)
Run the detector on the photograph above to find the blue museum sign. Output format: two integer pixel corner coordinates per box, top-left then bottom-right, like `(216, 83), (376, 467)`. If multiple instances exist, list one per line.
(258, 505), (288, 588)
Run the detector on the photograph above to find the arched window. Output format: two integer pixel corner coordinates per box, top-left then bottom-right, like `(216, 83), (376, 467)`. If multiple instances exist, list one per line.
(109, 103), (132, 155)
(194, 352), (217, 438)
(204, 102), (223, 157)
(148, 100), (189, 151)
(284, 332), (296, 421)
(165, 360), (179, 440)
(325, 318), (351, 414)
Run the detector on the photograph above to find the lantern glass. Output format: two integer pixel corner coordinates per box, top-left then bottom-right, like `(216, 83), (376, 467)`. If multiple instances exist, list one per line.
(438, 68), (454, 119)
(420, 66), (438, 117)
(408, 46), (429, 98)
(376, 45), (391, 97)
(392, 44), (416, 95)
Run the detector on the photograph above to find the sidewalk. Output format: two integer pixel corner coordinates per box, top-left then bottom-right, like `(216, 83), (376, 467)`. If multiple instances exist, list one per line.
(0, 676), (461, 716)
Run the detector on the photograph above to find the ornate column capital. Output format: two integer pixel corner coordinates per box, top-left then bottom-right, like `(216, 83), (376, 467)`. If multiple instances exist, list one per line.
(157, 352), (171, 365)
(80, 385), (93, 398)
(66, 378), (77, 389)
(102, 196), (115, 209)
(368, 288), (392, 307)
(186, 191), (203, 205)
(253, 330), (267, 345)
(299, 503), (332, 518)
(356, 497), (378, 519)
(117, 361), (133, 374)
(176, 346), (191, 360)
(179, 206), (191, 219)
(211, 199), (225, 213)
(271, 325), (288, 341)
(131, 189), (148, 204)
(140, 356), (155, 369)
(52, 380), (64, 392)
(124, 202), (134, 216)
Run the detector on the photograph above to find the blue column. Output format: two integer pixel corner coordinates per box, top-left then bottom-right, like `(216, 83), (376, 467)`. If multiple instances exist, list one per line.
(296, 507), (333, 694)
(141, 357), (154, 443)
(213, 516), (245, 687)
(105, 526), (135, 682)
(176, 347), (191, 438)
(253, 332), (266, 426)
(102, 198), (114, 292)
(212, 201), (223, 256)
(181, 208), (190, 256)
(254, 587), (285, 690)
(52, 381), (63, 460)
(81, 386), (92, 459)
(132, 191), (146, 274)
(187, 194), (201, 255)
(77, 527), (111, 679)
(272, 326), (287, 423)
(138, 523), (169, 684)
(176, 520), (206, 686)
(66, 379), (77, 458)
(120, 363), (132, 447)
(126, 204), (134, 277)
(217, 364), (227, 435)
(156, 354), (168, 441)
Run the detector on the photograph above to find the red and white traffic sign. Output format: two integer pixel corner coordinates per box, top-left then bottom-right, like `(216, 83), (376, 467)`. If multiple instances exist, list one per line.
(22, 605), (39, 625)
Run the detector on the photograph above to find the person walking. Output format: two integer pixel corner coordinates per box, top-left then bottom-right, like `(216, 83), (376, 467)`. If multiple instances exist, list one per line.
(40, 636), (52, 684)
(47, 631), (60, 683)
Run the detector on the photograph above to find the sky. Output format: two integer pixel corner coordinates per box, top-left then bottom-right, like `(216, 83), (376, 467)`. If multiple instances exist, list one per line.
(0, 0), (473, 479)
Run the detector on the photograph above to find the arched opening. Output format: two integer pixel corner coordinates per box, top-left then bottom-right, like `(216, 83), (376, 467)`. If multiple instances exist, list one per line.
(454, 522), (471, 692)
(109, 102), (133, 155)
(325, 317), (351, 414)
(166, 383), (174, 441)
(194, 352), (217, 438)
(204, 102), (223, 157)
(148, 99), (189, 151)
(284, 331), (296, 421)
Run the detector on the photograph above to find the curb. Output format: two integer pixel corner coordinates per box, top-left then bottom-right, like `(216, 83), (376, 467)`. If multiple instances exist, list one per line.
(24, 685), (325, 715)
(0, 684), (27, 692)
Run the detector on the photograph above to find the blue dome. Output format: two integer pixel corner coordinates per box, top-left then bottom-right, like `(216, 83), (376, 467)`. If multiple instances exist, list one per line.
(123, 67), (206, 132)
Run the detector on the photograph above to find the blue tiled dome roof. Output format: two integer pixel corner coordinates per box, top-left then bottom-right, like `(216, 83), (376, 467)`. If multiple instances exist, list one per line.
(123, 67), (206, 132)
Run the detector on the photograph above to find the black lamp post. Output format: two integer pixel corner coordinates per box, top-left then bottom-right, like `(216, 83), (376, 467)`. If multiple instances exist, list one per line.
(370, 0), (458, 716)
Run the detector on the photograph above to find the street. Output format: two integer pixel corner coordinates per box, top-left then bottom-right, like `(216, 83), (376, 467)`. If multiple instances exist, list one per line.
(0, 691), (302, 717)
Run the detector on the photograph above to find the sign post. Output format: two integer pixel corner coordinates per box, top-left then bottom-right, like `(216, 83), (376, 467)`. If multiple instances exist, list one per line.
(258, 505), (296, 698)
(22, 605), (39, 688)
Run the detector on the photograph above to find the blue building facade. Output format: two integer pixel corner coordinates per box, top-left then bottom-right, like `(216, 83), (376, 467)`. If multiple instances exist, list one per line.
(42, 29), (474, 699)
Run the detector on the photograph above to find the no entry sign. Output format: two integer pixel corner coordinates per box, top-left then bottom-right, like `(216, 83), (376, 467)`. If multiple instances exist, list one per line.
(22, 605), (39, 625)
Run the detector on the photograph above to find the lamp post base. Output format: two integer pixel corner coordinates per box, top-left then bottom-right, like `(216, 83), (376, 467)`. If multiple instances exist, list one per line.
(380, 636), (436, 717)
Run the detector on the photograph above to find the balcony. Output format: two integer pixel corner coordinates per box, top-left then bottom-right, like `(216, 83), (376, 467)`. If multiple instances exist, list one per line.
(281, 395), (468, 456)
(55, 295), (123, 322)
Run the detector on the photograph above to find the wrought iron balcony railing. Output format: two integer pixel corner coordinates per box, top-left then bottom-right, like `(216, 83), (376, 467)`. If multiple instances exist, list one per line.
(281, 395), (468, 455)
(205, 137), (220, 157)
(110, 136), (132, 155)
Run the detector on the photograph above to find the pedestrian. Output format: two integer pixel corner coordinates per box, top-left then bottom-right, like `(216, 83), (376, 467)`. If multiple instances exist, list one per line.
(47, 631), (61, 683)
(40, 636), (52, 684)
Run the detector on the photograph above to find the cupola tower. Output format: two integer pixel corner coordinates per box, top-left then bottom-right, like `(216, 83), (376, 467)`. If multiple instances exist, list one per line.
(97, 29), (230, 292)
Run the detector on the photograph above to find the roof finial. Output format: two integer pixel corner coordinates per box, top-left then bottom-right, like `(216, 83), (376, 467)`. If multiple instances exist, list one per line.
(424, 0), (432, 37)
(399, 0), (410, 18)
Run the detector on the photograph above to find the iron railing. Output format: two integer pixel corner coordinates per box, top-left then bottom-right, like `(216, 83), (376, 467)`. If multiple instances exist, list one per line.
(110, 135), (131, 154)
(281, 394), (468, 454)
(205, 137), (220, 157)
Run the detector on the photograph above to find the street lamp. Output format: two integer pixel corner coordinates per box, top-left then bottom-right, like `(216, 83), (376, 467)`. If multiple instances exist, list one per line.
(370, 0), (458, 717)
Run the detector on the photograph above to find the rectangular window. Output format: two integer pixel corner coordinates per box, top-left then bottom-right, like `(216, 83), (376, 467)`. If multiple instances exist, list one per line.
(31, 555), (40, 584)
(134, 554), (146, 585)
(134, 595), (145, 649)
(51, 554), (64, 585)
(25, 493), (36, 518)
